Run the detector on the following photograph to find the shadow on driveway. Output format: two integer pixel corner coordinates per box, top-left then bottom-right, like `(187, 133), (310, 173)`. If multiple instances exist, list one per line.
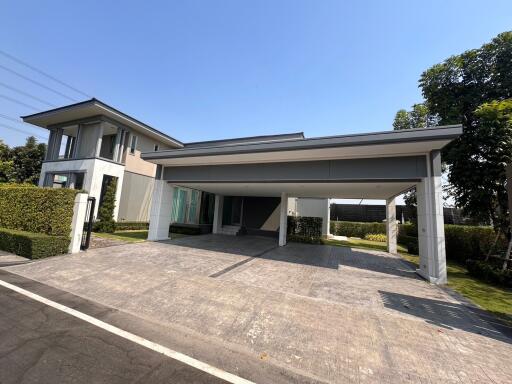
(379, 290), (512, 344)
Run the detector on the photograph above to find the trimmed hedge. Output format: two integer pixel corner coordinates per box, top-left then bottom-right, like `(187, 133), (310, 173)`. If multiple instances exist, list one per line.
(444, 225), (505, 264)
(466, 259), (512, 287)
(0, 184), (77, 236)
(287, 216), (322, 238)
(0, 228), (69, 259)
(115, 221), (149, 230)
(330, 220), (386, 238)
(287, 234), (323, 244)
(330, 220), (417, 239)
(330, 220), (503, 262)
(169, 224), (202, 235)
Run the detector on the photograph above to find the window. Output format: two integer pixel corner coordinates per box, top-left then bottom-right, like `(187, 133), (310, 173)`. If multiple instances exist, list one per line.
(154, 144), (159, 151)
(73, 173), (85, 190)
(129, 135), (137, 155)
(51, 174), (68, 188)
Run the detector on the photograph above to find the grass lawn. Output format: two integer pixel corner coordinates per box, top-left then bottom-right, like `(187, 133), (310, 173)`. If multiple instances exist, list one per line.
(93, 230), (149, 242)
(322, 237), (408, 253)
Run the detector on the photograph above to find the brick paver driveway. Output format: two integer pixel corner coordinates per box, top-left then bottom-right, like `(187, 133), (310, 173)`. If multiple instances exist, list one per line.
(5, 235), (512, 383)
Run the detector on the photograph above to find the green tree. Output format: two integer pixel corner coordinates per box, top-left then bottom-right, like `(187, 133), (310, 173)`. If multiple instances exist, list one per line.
(9, 136), (46, 184)
(95, 178), (118, 233)
(392, 109), (410, 130)
(420, 31), (512, 232)
(0, 140), (14, 183)
(392, 103), (439, 221)
(392, 103), (439, 131)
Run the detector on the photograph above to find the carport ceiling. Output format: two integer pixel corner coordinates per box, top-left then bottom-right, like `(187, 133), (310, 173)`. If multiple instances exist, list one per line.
(173, 181), (415, 199)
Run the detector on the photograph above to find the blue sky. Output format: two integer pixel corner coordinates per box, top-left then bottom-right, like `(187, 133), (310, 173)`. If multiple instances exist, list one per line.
(1, 0), (511, 148)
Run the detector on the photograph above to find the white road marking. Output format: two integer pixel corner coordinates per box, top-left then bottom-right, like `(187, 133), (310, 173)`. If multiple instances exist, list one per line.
(0, 278), (256, 384)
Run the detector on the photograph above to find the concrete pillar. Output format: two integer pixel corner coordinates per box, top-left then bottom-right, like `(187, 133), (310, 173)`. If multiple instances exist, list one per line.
(148, 180), (174, 241)
(68, 193), (89, 253)
(279, 192), (288, 246)
(323, 199), (331, 236)
(386, 197), (397, 254)
(416, 150), (447, 284)
(212, 194), (224, 234)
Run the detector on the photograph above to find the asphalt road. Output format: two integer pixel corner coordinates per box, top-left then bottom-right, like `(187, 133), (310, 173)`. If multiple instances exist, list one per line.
(0, 284), (228, 384)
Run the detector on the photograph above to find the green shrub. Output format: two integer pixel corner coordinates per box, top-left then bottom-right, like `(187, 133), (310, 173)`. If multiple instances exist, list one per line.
(95, 178), (117, 233)
(364, 233), (387, 242)
(287, 234), (323, 244)
(0, 227), (69, 259)
(399, 223), (417, 237)
(115, 221), (149, 230)
(398, 234), (419, 255)
(330, 221), (386, 238)
(444, 225), (505, 264)
(466, 259), (512, 287)
(288, 216), (322, 238)
(0, 184), (77, 236)
(330, 220), (416, 239)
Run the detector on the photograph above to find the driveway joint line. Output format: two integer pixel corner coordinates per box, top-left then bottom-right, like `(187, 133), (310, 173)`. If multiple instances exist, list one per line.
(209, 245), (279, 278)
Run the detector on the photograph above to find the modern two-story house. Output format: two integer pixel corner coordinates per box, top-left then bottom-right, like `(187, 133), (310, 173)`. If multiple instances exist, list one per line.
(23, 98), (462, 284)
(23, 99), (183, 221)
(22, 98), (329, 234)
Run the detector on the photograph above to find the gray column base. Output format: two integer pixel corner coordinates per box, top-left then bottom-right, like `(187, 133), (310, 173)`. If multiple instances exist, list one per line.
(415, 268), (447, 285)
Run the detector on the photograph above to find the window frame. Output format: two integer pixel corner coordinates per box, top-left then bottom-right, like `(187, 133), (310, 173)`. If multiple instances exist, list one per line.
(129, 135), (138, 155)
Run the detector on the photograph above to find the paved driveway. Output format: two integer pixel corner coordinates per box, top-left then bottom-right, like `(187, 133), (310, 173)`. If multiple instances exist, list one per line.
(4, 235), (512, 383)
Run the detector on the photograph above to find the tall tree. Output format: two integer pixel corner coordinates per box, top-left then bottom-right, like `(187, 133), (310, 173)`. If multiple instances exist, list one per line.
(95, 178), (118, 233)
(10, 136), (46, 184)
(420, 31), (512, 232)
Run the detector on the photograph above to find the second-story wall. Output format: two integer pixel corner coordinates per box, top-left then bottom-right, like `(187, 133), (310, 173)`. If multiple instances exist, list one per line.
(124, 131), (172, 177)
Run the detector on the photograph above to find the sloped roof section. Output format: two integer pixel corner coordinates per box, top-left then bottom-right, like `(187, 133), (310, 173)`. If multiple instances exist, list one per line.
(184, 132), (305, 148)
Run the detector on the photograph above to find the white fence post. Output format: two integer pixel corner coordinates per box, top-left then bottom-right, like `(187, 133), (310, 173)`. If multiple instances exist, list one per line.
(69, 193), (89, 253)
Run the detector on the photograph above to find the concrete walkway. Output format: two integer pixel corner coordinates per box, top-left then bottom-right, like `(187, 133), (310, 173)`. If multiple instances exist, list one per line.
(4, 234), (512, 383)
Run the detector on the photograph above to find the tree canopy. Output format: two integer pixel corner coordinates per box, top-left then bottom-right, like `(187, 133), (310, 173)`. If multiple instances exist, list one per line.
(392, 103), (439, 131)
(420, 31), (512, 231)
(0, 137), (46, 184)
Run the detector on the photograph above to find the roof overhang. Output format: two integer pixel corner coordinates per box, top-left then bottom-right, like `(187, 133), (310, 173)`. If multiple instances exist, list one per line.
(21, 99), (183, 148)
(171, 181), (415, 200)
(142, 125), (462, 166)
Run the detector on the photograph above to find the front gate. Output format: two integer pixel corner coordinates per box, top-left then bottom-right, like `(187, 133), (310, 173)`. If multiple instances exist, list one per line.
(81, 197), (96, 251)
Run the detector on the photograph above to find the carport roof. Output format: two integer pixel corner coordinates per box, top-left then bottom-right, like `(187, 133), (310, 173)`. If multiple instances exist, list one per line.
(142, 124), (462, 166)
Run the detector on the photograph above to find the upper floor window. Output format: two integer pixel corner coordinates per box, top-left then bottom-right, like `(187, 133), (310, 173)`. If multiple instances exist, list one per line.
(154, 144), (159, 151)
(129, 135), (137, 155)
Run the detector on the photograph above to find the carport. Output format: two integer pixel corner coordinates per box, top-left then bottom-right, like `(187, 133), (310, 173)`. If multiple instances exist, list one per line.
(142, 125), (462, 284)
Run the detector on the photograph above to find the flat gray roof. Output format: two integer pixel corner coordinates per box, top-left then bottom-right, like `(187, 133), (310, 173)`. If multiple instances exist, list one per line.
(142, 124), (463, 161)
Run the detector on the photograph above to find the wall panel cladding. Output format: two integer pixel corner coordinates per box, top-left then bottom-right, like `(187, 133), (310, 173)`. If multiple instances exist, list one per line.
(118, 171), (155, 222)
(163, 156), (427, 182)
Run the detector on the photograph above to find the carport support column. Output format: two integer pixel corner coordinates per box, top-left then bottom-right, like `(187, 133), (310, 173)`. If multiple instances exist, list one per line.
(148, 180), (174, 241)
(385, 197), (397, 254)
(279, 192), (288, 246)
(212, 194), (224, 234)
(416, 150), (447, 284)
